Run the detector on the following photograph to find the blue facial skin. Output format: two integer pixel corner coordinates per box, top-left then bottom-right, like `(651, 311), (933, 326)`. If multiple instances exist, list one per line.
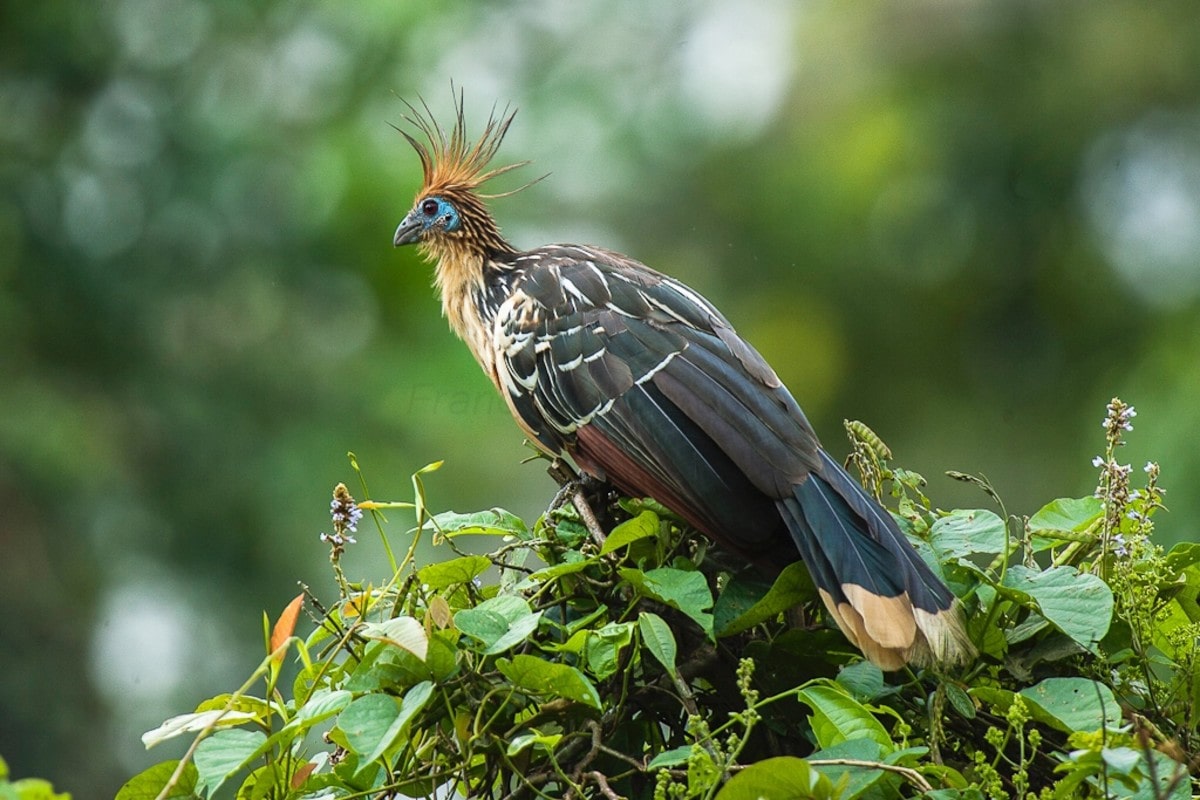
(394, 195), (460, 246)
(420, 196), (460, 233)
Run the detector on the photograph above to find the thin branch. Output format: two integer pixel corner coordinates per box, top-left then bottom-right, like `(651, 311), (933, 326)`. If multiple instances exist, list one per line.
(584, 771), (625, 800)
(572, 487), (608, 546)
(808, 758), (933, 793)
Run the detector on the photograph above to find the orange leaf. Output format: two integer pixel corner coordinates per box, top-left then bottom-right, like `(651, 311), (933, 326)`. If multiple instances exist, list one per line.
(290, 760), (317, 789)
(270, 593), (304, 661)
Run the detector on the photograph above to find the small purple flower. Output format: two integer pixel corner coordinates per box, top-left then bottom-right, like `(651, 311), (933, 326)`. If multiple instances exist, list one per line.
(330, 497), (364, 532)
(1111, 533), (1129, 558)
(1103, 400), (1136, 433)
(1092, 456), (1105, 468)
(324, 483), (362, 550)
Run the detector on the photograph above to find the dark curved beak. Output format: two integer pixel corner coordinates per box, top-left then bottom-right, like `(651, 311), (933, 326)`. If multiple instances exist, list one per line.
(393, 211), (423, 247)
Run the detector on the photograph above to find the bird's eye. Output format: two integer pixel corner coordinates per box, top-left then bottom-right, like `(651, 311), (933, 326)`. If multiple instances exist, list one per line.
(421, 199), (440, 216)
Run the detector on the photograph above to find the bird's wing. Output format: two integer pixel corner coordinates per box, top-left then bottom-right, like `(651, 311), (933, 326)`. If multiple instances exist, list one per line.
(490, 245), (973, 667)
(492, 245), (820, 547)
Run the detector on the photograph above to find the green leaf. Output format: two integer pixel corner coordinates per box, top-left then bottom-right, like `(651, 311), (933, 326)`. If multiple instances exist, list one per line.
(599, 510), (660, 554)
(1101, 747), (1143, 775)
(1165, 541), (1200, 573)
(583, 621), (635, 680)
(646, 746), (692, 769)
(714, 561), (815, 636)
(360, 616), (429, 661)
(1029, 497), (1103, 536)
(425, 629), (461, 682)
(929, 509), (1007, 562)
(969, 685), (1016, 712)
(344, 640), (425, 692)
(944, 682), (976, 719)
(1019, 677), (1121, 733)
(638, 612), (678, 677)
(617, 496), (681, 521)
(193, 728), (267, 797)
(526, 550), (593, 582)
(1001, 565), (1113, 651)
(424, 508), (529, 538)
(384, 681), (434, 760)
(796, 684), (892, 749)
(116, 761), (200, 800)
(454, 595), (542, 654)
(2, 777), (72, 800)
(1154, 560), (1200, 659)
(417, 555), (491, 589)
(496, 654), (601, 709)
(338, 681), (433, 765)
(505, 730), (562, 756)
(1115, 750), (1193, 800)
(547, 514), (589, 548)
(339, 694), (401, 760)
(1028, 497), (1103, 551)
(715, 756), (832, 800)
(289, 688), (353, 730)
(620, 567), (714, 638)
(835, 660), (884, 702)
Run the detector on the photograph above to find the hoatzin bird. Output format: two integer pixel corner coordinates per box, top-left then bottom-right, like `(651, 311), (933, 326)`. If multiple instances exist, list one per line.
(392, 100), (974, 670)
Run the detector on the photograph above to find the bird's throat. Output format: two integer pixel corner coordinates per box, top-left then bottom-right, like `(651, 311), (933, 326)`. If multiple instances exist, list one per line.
(430, 246), (500, 388)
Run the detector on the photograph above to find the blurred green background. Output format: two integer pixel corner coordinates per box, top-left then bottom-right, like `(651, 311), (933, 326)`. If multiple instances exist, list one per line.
(3, 1), (1199, 794)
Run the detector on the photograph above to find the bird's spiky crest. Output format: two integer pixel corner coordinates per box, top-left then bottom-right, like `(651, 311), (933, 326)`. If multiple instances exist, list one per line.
(396, 92), (535, 200)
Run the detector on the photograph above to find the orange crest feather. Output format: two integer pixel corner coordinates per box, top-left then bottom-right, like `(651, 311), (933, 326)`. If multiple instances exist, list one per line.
(397, 91), (537, 200)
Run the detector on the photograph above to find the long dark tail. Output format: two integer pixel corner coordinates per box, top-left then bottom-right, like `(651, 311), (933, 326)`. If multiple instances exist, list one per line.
(778, 451), (974, 670)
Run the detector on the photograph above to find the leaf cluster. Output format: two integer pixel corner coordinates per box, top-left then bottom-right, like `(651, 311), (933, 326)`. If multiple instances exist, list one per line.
(113, 401), (1197, 800)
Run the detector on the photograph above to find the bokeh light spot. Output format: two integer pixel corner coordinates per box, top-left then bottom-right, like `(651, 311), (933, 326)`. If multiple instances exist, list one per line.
(114, 0), (211, 69)
(63, 172), (145, 259)
(680, 0), (797, 137)
(89, 577), (195, 702)
(268, 25), (351, 123)
(1082, 112), (1200, 309)
(83, 79), (163, 168)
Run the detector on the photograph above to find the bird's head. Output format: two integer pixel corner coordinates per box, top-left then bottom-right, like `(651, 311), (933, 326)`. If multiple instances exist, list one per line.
(393, 194), (462, 246)
(393, 94), (536, 261)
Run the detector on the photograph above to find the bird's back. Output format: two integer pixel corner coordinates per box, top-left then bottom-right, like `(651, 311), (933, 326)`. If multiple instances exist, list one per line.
(488, 245), (819, 553)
